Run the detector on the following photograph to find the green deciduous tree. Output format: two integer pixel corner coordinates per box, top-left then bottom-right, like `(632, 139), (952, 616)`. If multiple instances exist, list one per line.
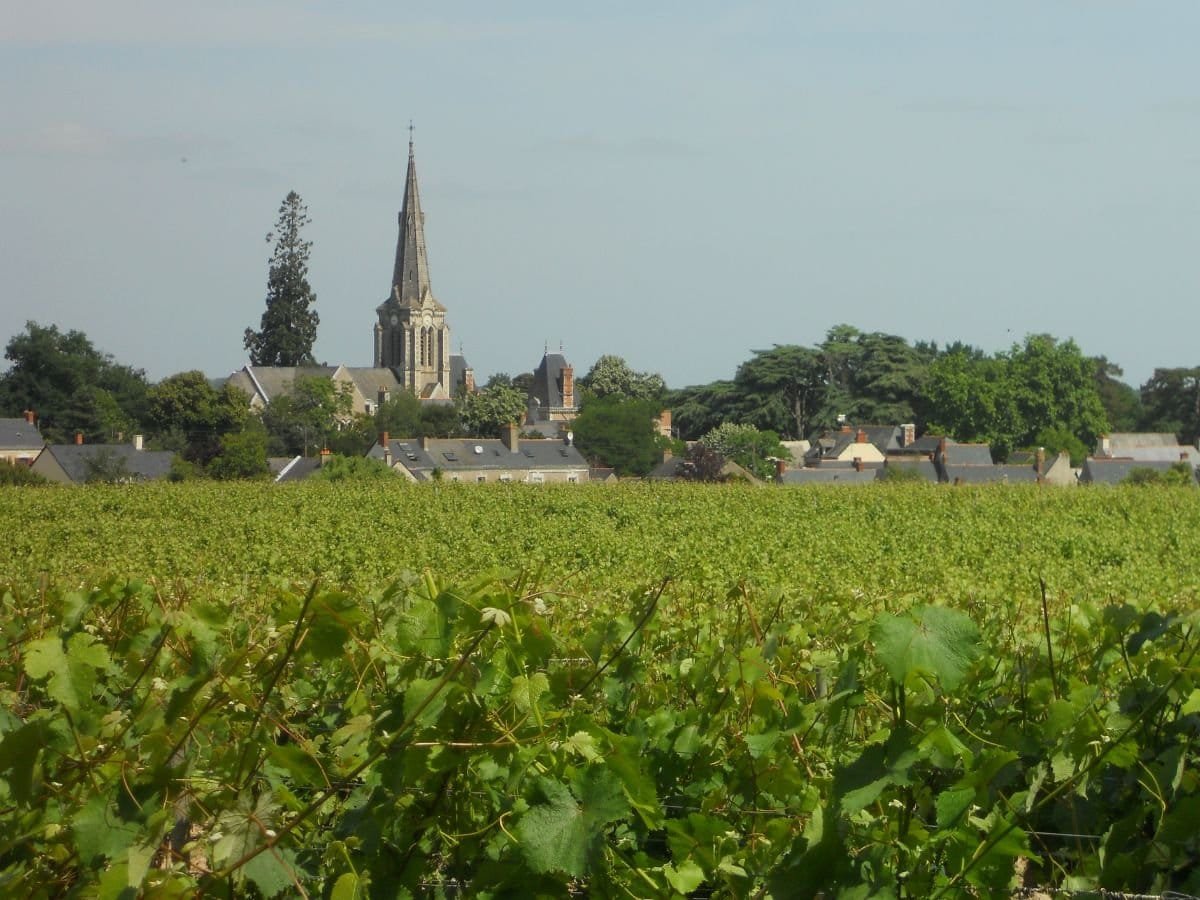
(206, 424), (269, 480)
(697, 422), (789, 481)
(145, 371), (249, 464)
(260, 375), (352, 457)
(1139, 366), (1200, 444)
(1092, 356), (1142, 433)
(572, 397), (663, 476)
(244, 192), (319, 366)
(578, 355), (666, 402)
(457, 384), (527, 438)
(0, 321), (148, 443)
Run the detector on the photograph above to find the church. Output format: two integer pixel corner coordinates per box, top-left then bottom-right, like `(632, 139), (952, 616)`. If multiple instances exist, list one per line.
(372, 136), (471, 401)
(230, 136), (578, 429)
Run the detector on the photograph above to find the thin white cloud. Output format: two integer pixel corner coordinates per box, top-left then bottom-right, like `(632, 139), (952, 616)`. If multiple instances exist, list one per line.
(0, 1), (543, 47)
(0, 121), (225, 160)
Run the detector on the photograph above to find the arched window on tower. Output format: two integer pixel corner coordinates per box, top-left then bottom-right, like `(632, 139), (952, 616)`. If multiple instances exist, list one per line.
(421, 327), (433, 367)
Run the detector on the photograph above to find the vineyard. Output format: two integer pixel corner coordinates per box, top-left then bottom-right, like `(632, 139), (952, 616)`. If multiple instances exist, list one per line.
(2, 482), (1199, 897)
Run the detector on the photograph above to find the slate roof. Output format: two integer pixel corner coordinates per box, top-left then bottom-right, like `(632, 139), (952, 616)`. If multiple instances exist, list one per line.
(1107, 433), (1184, 450)
(228, 366), (337, 404)
(0, 418), (44, 450)
(944, 464), (1038, 485)
(529, 352), (573, 410)
(1080, 458), (1197, 485)
(879, 459), (941, 482)
(780, 468), (877, 485)
(1106, 446), (1199, 466)
(340, 368), (402, 402)
(368, 437), (588, 480)
(450, 354), (471, 395)
(943, 443), (995, 466)
(35, 444), (175, 483)
(269, 456), (323, 483)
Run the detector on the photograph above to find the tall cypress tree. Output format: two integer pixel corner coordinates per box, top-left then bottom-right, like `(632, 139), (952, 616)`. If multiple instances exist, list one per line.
(244, 191), (319, 366)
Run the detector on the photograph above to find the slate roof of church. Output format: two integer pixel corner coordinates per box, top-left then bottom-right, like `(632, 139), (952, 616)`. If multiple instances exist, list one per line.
(450, 354), (471, 394)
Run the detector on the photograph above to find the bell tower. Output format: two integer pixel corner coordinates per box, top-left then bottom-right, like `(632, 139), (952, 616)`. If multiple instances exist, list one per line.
(375, 131), (453, 399)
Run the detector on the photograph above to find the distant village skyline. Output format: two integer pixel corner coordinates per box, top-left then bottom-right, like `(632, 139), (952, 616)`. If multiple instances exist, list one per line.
(4, 4), (1199, 389)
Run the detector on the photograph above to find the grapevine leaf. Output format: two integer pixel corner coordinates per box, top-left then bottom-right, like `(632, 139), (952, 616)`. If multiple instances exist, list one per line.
(244, 846), (300, 898)
(303, 590), (363, 660)
(73, 794), (140, 865)
(871, 606), (980, 690)
(331, 872), (364, 900)
(517, 769), (629, 876)
(510, 672), (549, 715)
(565, 730), (602, 762)
(664, 859), (706, 894)
(0, 721), (45, 804)
(935, 787), (975, 828)
(23, 633), (110, 711)
(745, 730), (780, 759)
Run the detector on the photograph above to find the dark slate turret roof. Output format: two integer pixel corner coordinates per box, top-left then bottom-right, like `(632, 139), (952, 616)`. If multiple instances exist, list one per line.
(529, 352), (572, 409)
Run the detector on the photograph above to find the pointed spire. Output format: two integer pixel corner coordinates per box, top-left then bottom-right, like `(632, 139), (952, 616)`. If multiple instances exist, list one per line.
(391, 130), (432, 304)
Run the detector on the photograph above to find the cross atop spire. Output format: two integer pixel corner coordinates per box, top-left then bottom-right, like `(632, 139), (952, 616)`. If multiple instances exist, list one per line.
(391, 132), (432, 305)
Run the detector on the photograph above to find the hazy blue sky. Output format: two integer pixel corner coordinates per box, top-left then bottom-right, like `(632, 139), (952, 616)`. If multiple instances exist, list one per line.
(3, 2), (1198, 390)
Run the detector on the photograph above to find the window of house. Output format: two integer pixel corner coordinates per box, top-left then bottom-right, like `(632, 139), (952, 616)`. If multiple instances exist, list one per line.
(528, 471), (544, 484)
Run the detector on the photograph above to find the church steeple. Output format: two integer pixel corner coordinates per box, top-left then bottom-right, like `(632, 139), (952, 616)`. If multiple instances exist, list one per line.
(391, 132), (432, 305)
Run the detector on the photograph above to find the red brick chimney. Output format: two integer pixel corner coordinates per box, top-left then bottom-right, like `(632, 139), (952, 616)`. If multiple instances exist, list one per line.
(23, 409), (35, 425)
(74, 432), (84, 445)
(856, 429), (867, 444)
(379, 431), (389, 448)
(776, 458), (787, 479)
(840, 422), (852, 434)
(561, 365), (575, 408)
(1036, 447), (1045, 477)
(656, 409), (672, 438)
(320, 447), (332, 467)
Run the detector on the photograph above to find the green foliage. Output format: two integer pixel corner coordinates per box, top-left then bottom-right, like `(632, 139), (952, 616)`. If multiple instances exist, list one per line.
(207, 425), (269, 479)
(1139, 366), (1200, 444)
(145, 371), (249, 464)
(572, 397), (662, 475)
(457, 383), (527, 437)
(1033, 425), (1089, 467)
(1092, 356), (1143, 432)
(244, 191), (319, 366)
(312, 455), (396, 481)
(578, 354), (666, 402)
(82, 448), (135, 483)
(926, 334), (1107, 460)
(260, 374), (352, 457)
(0, 462), (47, 486)
(698, 421), (788, 480)
(0, 321), (149, 443)
(1122, 462), (1196, 487)
(2, 504), (1199, 896)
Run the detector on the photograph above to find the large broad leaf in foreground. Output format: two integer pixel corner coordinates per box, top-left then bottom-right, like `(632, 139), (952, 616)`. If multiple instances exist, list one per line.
(871, 605), (981, 690)
(516, 767), (630, 877)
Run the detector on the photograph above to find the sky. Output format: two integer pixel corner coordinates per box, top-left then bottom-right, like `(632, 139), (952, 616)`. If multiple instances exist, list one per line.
(2, 2), (1198, 391)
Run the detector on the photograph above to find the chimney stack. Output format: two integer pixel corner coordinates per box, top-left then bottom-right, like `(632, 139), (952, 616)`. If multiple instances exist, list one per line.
(378, 387), (390, 406)
(901, 423), (915, 447)
(775, 457), (787, 479)
(320, 447), (332, 467)
(840, 422), (852, 434)
(501, 422), (520, 453)
(421, 435), (431, 451)
(657, 409), (672, 438)
(1036, 446), (1045, 476)
(133, 434), (144, 451)
(561, 365), (575, 408)
(379, 431), (389, 449)
(23, 409), (35, 425)
(463, 367), (476, 394)
(75, 432), (84, 445)
(1098, 435), (1111, 458)
(855, 429), (867, 444)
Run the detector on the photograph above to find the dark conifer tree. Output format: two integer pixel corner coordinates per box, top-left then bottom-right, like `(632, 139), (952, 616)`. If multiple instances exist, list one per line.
(244, 191), (319, 366)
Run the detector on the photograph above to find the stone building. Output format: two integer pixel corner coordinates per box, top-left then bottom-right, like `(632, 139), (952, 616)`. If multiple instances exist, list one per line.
(373, 137), (470, 400)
